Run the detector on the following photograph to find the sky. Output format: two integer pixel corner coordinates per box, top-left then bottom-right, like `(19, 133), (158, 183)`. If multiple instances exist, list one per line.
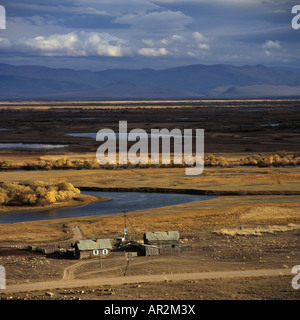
(0, 0), (300, 70)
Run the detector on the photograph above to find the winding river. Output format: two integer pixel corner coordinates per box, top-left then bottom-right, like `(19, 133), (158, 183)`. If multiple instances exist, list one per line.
(0, 191), (217, 224)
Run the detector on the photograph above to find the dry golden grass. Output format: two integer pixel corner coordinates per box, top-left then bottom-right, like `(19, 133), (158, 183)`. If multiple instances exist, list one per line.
(1, 194), (298, 243)
(0, 167), (299, 243)
(214, 223), (300, 237)
(77, 197), (300, 239)
(0, 222), (68, 242)
(0, 167), (299, 194)
(0, 99), (296, 109)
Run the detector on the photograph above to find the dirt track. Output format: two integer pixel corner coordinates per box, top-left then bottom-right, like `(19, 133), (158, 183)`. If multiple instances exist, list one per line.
(1, 225), (299, 300)
(4, 268), (291, 293)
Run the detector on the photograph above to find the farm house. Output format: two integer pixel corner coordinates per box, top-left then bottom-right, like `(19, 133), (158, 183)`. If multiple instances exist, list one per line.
(73, 239), (113, 259)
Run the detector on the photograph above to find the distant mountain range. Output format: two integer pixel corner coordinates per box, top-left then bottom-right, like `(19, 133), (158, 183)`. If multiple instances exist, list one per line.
(0, 63), (300, 99)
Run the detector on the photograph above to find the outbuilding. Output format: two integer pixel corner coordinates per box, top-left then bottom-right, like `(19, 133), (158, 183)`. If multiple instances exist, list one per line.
(144, 231), (180, 246)
(143, 231), (191, 254)
(141, 244), (160, 256)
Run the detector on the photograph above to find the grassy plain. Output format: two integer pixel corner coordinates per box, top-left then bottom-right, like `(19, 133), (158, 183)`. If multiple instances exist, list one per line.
(0, 166), (299, 193)
(0, 100), (299, 300)
(0, 99), (299, 242)
(0, 166), (299, 242)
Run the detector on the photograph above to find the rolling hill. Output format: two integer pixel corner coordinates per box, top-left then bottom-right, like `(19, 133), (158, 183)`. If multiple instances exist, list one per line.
(0, 63), (300, 99)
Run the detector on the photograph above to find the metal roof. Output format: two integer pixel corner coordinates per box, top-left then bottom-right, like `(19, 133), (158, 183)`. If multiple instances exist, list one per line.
(96, 239), (113, 250)
(144, 231), (180, 241)
(75, 239), (112, 251)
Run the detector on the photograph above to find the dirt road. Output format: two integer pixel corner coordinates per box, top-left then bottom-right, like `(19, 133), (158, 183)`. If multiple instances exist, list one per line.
(4, 268), (291, 294)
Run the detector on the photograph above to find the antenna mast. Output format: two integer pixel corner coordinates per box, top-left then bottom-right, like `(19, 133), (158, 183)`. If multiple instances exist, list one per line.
(123, 210), (128, 239)
(122, 209), (139, 242)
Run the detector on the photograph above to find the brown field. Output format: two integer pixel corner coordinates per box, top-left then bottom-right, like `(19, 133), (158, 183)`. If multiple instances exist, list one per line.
(0, 99), (299, 155)
(0, 100), (299, 300)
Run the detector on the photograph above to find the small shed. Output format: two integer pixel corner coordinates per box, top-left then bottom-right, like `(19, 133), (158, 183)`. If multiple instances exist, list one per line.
(143, 231), (191, 254)
(74, 239), (113, 259)
(141, 244), (160, 256)
(110, 242), (160, 257)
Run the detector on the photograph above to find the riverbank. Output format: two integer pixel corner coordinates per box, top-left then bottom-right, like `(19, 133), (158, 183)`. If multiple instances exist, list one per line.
(0, 166), (298, 239)
(0, 194), (111, 215)
(0, 193), (298, 243)
(78, 186), (300, 195)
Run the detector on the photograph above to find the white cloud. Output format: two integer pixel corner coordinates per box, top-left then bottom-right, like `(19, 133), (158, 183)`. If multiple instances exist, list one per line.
(138, 47), (170, 56)
(198, 43), (210, 50)
(172, 35), (184, 41)
(264, 50), (271, 56)
(15, 31), (173, 58)
(160, 34), (184, 46)
(3, 0), (298, 69)
(192, 32), (210, 51)
(142, 39), (154, 47)
(15, 31), (132, 57)
(138, 31), (210, 58)
(262, 40), (281, 56)
(262, 40), (281, 49)
(193, 32), (208, 43)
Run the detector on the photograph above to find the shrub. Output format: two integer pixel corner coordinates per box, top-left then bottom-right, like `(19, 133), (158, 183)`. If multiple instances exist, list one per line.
(0, 192), (9, 205)
(273, 154), (280, 163)
(57, 182), (74, 191)
(0, 160), (13, 169)
(38, 160), (53, 170)
(45, 190), (57, 204)
(21, 193), (37, 205)
(277, 150), (287, 158)
(83, 159), (99, 169)
(0, 181), (80, 207)
(205, 154), (217, 166)
(217, 156), (228, 167)
(268, 156), (273, 165)
(55, 158), (68, 168)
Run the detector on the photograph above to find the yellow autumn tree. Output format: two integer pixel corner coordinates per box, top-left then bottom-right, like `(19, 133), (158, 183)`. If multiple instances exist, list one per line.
(217, 156), (228, 167)
(0, 192), (8, 205)
(22, 193), (37, 205)
(45, 190), (57, 204)
(269, 156), (273, 165)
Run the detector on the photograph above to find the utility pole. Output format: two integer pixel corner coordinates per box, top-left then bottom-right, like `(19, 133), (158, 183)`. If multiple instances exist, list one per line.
(124, 253), (132, 276)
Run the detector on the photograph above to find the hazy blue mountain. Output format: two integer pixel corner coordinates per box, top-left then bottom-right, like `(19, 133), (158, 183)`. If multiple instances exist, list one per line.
(0, 63), (300, 99)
